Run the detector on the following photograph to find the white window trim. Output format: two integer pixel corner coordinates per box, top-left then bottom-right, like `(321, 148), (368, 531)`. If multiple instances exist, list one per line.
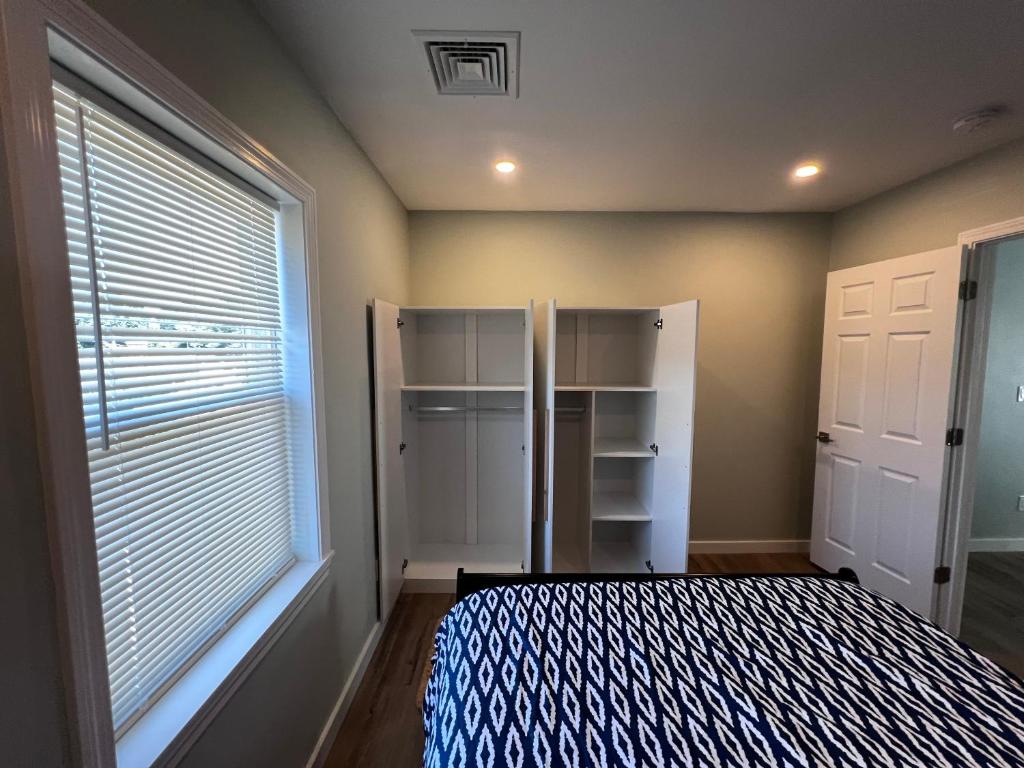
(0, 1), (332, 766)
(118, 558), (332, 768)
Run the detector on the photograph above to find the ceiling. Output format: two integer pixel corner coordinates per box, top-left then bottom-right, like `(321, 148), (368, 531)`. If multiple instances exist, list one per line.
(251, 0), (1024, 212)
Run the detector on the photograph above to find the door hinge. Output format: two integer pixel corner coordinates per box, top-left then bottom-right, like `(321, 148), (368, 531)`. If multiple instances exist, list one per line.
(396, 317), (405, 328)
(654, 318), (664, 330)
(959, 280), (978, 301)
(945, 428), (964, 447)
(934, 565), (951, 584)
(644, 559), (654, 573)
(401, 558), (408, 574)
(649, 443), (659, 456)
(399, 441), (407, 454)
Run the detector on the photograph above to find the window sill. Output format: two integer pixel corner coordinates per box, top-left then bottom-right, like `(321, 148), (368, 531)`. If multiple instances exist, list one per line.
(115, 554), (333, 768)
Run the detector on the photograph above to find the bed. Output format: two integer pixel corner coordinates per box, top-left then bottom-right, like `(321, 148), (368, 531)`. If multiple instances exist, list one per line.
(423, 569), (1024, 767)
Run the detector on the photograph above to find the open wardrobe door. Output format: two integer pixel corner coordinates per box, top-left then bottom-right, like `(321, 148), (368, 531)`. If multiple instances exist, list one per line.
(372, 298), (408, 621)
(532, 299), (556, 572)
(650, 300), (699, 573)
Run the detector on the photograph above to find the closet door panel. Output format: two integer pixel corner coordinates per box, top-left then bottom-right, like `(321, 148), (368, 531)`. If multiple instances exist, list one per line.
(373, 299), (409, 620)
(586, 313), (639, 384)
(417, 395), (469, 544)
(555, 312), (578, 384)
(522, 302), (534, 571)
(650, 300), (700, 573)
(478, 395), (527, 547)
(478, 313), (527, 384)
(413, 313), (466, 384)
(532, 300), (555, 571)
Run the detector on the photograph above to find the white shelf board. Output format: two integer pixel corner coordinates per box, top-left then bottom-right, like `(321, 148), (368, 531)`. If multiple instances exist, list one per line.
(556, 307), (659, 315)
(400, 306), (526, 314)
(592, 491), (652, 522)
(593, 438), (656, 458)
(590, 539), (647, 574)
(404, 542), (523, 582)
(402, 383), (526, 392)
(555, 384), (655, 392)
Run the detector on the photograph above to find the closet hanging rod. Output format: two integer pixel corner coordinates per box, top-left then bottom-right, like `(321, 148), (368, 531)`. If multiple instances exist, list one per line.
(554, 406), (586, 414)
(412, 405), (523, 414)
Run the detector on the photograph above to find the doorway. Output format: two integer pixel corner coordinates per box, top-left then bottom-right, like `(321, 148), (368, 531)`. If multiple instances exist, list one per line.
(950, 234), (1024, 675)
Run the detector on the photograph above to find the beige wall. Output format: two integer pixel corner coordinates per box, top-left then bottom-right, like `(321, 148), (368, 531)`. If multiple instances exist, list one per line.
(831, 138), (1024, 269)
(1, 112), (72, 766)
(410, 211), (832, 541)
(4, 0), (410, 765)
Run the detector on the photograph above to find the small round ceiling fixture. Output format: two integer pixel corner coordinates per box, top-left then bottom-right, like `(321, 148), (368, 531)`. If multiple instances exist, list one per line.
(793, 163), (821, 179)
(494, 160), (516, 174)
(953, 107), (1005, 136)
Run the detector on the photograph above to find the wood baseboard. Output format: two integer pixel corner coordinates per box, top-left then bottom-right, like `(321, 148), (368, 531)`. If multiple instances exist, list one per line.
(968, 538), (1024, 553)
(688, 539), (810, 554)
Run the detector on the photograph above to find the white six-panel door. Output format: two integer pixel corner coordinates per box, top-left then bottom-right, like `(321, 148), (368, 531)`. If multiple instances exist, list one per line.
(811, 247), (963, 616)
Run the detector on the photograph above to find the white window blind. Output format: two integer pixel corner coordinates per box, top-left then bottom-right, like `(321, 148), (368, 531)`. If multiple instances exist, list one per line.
(52, 80), (297, 732)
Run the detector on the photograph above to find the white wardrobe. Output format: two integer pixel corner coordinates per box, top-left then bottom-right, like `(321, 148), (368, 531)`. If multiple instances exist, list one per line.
(532, 302), (699, 574)
(372, 302), (533, 616)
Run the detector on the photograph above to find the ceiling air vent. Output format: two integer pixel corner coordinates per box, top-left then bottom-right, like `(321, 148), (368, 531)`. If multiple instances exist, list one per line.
(413, 30), (520, 97)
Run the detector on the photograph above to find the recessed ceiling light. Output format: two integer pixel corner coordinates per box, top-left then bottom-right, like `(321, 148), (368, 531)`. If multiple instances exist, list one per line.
(495, 160), (516, 174)
(793, 163), (821, 179)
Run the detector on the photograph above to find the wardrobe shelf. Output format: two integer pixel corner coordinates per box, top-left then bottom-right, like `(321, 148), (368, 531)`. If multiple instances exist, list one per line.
(401, 383), (526, 392)
(400, 306), (527, 314)
(593, 438), (656, 458)
(404, 543), (524, 582)
(592, 491), (652, 522)
(554, 385), (655, 392)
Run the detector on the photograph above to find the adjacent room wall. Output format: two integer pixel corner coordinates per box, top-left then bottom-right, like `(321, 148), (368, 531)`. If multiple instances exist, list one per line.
(830, 138), (1024, 269)
(409, 211), (832, 542)
(4, 0), (409, 765)
(972, 237), (1024, 545)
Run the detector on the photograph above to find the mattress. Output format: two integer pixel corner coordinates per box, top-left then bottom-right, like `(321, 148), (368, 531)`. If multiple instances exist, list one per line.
(423, 576), (1024, 767)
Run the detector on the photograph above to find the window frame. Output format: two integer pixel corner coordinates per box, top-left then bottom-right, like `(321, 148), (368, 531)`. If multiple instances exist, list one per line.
(0, 2), (332, 766)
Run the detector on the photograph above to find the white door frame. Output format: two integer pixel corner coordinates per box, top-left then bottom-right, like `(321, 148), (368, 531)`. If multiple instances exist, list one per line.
(937, 216), (1024, 634)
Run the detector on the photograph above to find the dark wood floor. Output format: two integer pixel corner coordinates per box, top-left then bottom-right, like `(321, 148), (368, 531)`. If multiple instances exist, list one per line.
(960, 551), (1024, 678)
(323, 553), (820, 767)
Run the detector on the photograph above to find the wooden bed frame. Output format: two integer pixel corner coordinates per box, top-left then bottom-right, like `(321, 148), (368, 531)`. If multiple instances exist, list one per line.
(455, 567), (860, 601)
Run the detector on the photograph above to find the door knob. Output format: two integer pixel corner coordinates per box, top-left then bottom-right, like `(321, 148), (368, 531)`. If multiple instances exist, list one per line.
(816, 431), (834, 444)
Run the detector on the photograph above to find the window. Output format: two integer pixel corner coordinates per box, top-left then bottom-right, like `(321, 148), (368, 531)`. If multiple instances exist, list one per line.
(52, 78), (307, 733)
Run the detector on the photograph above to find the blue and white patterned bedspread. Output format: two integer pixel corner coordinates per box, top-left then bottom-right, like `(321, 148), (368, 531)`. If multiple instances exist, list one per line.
(423, 576), (1024, 767)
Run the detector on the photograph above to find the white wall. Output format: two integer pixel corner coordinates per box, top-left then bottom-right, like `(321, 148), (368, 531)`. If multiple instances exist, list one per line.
(3, 0), (410, 765)
(972, 237), (1024, 543)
